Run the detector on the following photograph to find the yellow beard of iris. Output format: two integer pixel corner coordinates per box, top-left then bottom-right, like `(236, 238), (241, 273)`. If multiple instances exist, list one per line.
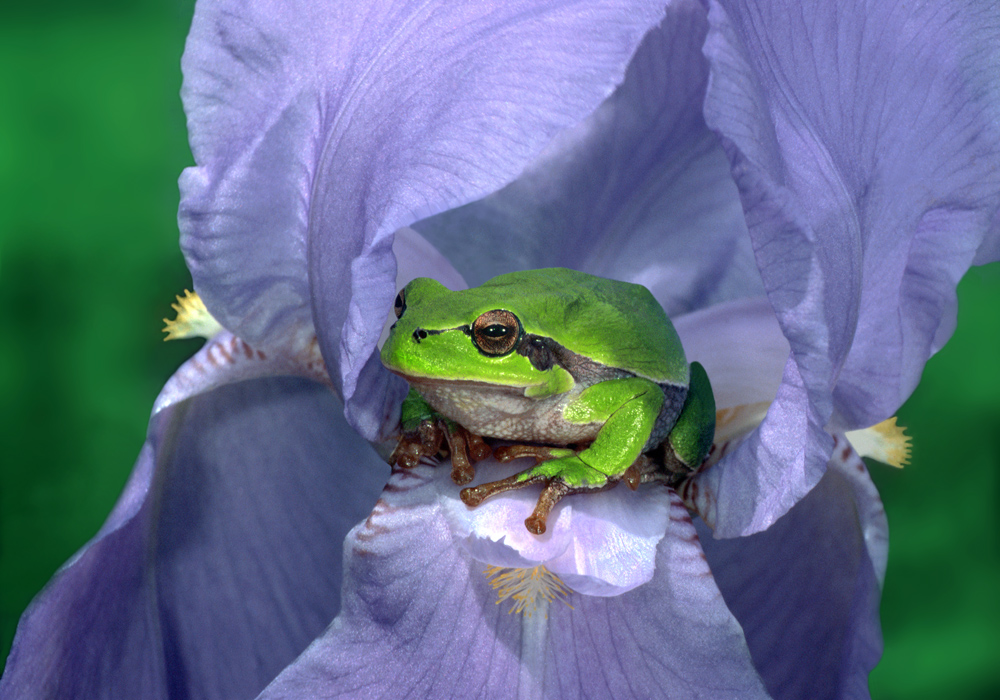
(484, 565), (574, 617)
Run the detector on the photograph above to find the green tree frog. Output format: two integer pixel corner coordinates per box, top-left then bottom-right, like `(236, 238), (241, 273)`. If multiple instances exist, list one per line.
(380, 268), (715, 534)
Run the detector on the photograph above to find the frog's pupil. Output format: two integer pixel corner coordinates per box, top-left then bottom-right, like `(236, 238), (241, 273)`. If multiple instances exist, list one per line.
(484, 324), (509, 337)
(394, 292), (406, 319)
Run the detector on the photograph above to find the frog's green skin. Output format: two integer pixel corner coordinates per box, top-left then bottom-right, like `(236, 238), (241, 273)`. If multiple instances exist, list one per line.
(380, 268), (715, 515)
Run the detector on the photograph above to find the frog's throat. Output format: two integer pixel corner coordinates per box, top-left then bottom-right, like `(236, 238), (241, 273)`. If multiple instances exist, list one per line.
(389, 372), (544, 395)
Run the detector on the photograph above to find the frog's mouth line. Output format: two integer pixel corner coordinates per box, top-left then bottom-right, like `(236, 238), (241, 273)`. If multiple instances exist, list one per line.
(409, 324), (471, 342)
(386, 369), (533, 395)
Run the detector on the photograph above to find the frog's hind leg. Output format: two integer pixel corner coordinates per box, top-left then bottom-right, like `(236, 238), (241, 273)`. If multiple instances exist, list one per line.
(461, 472), (588, 535)
(492, 444), (576, 464)
(660, 361), (716, 479)
(462, 444), (626, 535)
(461, 448), (674, 535)
(460, 469), (549, 510)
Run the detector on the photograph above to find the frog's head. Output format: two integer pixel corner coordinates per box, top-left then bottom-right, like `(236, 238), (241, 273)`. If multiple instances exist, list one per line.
(380, 276), (574, 398)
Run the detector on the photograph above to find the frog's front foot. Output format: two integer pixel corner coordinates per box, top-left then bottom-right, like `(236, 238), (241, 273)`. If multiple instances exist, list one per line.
(390, 419), (443, 469)
(391, 419), (491, 485)
(460, 451), (613, 535)
(441, 420), (492, 484)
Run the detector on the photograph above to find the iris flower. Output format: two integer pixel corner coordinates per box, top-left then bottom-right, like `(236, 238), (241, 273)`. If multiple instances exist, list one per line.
(3, 0), (998, 698)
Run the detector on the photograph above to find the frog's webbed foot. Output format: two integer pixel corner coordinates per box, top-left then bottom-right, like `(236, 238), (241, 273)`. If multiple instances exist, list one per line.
(390, 419), (491, 485)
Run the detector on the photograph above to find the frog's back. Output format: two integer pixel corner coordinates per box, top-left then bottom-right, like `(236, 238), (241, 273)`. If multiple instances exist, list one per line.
(479, 268), (688, 387)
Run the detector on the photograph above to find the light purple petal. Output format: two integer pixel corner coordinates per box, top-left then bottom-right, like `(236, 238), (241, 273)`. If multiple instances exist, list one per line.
(438, 457), (671, 596)
(673, 296), (831, 537)
(703, 0), (1000, 436)
(178, 0), (670, 438)
(697, 438), (887, 700)
(414, 0), (764, 316)
(259, 464), (771, 700)
(673, 296), (787, 409)
(698, 358), (832, 537)
(0, 377), (387, 700)
(153, 330), (330, 414)
(391, 227), (468, 295)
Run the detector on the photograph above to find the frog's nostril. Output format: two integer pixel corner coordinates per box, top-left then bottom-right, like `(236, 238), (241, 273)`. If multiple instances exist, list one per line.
(413, 329), (428, 342)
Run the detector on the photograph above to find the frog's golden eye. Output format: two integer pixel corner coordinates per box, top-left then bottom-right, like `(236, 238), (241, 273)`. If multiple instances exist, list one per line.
(472, 309), (521, 356)
(393, 290), (406, 319)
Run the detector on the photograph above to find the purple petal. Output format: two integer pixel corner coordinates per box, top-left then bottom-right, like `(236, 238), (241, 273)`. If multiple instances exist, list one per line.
(1, 377), (387, 700)
(413, 0), (763, 316)
(259, 465), (770, 700)
(703, 0), (1000, 435)
(178, 0), (670, 436)
(697, 438), (887, 700)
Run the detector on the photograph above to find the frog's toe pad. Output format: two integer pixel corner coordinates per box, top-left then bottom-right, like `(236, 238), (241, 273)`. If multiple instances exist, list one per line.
(524, 481), (571, 535)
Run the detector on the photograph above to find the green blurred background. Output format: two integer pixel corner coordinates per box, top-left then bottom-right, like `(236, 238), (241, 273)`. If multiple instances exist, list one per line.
(1, 1), (998, 697)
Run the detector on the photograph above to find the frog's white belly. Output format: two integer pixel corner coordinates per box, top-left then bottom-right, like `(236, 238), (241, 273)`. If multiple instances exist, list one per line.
(409, 378), (601, 445)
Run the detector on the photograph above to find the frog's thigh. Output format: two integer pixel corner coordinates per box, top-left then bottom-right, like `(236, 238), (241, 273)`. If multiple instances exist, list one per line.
(564, 377), (664, 477)
(666, 361), (716, 470)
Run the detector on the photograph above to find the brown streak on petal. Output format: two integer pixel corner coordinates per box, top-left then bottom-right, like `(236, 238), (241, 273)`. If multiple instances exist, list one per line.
(359, 512), (394, 540)
(354, 524), (391, 542)
(390, 466), (430, 482)
(368, 499), (395, 515)
(367, 500), (405, 525)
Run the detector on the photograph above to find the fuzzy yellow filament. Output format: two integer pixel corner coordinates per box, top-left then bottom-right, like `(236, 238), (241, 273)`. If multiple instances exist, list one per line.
(484, 565), (573, 617)
(162, 290), (223, 341)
